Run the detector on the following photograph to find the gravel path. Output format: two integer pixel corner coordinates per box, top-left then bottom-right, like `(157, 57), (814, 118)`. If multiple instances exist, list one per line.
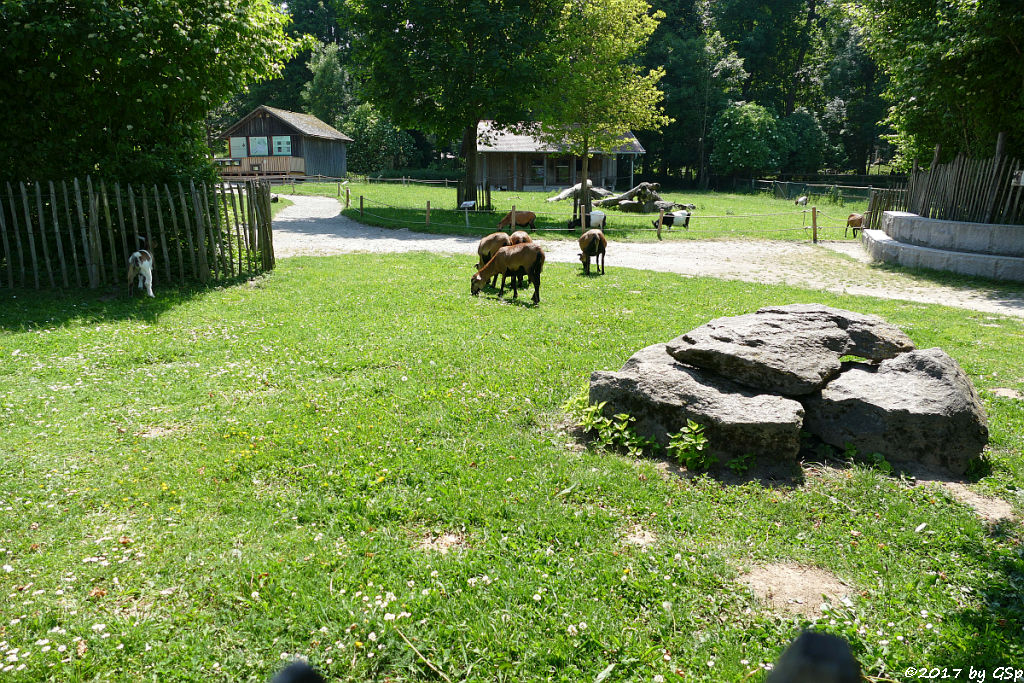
(273, 194), (1024, 318)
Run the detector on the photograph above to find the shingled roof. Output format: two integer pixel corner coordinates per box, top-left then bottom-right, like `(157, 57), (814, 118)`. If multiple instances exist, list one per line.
(477, 121), (645, 155)
(221, 105), (353, 142)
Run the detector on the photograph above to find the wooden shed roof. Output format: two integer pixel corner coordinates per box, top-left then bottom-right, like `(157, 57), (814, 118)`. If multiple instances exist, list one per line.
(477, 121), (645, 155)
(221, 105), (353, 142)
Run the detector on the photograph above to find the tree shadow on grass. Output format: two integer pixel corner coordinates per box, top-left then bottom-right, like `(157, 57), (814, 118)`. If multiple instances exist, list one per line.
(0, 273), (260, 332)
(867, 261), (1024, 313)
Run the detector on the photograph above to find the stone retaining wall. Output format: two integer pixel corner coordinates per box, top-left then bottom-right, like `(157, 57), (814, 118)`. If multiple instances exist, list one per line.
(862, 211), (1024, 283)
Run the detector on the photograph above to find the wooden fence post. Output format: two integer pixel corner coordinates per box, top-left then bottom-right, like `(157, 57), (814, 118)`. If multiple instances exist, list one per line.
(811, 206), (818, 244)
(345, 187), (350, 209)
(426, 201), (430, 226)
(99, 181), (117, 283)
(511, 205), (516, 232)
(60, 182), (80, 288)
(657, 209), (664, 241)
(360, 195), (363, 218)
(33, 183), (56, 288)
(85, 177), (107, 284)
(0, 195), (14, 288)
(20, 182), (42, 289)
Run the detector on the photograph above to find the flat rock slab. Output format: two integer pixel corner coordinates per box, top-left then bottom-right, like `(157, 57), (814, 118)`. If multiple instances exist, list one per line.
(589, 344), (804, 460)
(666, 304), (915, 395)
(802, 348), (988, 474)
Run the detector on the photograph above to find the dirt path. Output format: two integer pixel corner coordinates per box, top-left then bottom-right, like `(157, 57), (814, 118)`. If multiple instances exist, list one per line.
(273, 194), (1024, 318)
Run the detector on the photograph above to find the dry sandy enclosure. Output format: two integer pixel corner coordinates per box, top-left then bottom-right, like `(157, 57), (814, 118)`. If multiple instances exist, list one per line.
(273, 194), (1024, 318)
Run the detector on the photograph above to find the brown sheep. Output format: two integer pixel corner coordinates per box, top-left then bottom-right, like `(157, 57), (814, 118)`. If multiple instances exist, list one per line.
(471, 243), (545, 304)
(578, 229), (607, 275)
(476, 232), (512, 287)
(507, 231), (532, 287)
(845, 213), (864, 238)
(497, 210), (537, 231)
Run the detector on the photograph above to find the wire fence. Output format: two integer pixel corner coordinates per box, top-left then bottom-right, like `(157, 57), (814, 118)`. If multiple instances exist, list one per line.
(348, 193), (863, 243)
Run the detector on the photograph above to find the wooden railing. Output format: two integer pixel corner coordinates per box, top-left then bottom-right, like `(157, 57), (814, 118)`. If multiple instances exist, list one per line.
(0, 178), (274, 291)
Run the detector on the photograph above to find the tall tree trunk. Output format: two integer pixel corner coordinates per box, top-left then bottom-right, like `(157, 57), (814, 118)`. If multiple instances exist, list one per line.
(786, 0), (818, 116)
(581, 133), (591, 226)
(459, 122), (480, 206)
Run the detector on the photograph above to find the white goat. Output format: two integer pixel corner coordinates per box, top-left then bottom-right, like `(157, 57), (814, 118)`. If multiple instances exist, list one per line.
(795, 195), (809, 206)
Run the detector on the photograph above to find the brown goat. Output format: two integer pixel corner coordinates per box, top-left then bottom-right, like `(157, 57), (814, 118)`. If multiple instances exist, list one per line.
(471, 243), (545, 304)
(845, 213), (864, 238)
(476, 232), (512, 286)
(578, 229), (607, 275)
(497, 210), (537, 231)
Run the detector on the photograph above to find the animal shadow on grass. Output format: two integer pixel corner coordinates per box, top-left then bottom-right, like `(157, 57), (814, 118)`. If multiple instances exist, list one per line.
(0, 273), (257, 331)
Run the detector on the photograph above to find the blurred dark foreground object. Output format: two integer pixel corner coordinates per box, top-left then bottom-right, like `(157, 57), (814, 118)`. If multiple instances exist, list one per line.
(766, 632), (862, 683)
(272, 661), (325, 683)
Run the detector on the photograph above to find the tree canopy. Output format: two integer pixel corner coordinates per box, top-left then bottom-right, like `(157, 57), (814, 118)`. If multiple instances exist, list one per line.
(533, 0), (670, 213)
(852, 0), (1024, 164)
(345, 0), (564, 200)
(1, 0), (303, 181)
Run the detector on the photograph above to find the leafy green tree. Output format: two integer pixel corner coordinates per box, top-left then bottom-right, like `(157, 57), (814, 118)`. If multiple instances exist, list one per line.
(637, 0), (746, 185)
(534, 0), (671, 216)
(339, 104), (416, 174)
(345, 0), (564, 204)
(302, 42), (357, 126)
(1, 0), (302, 181)
(779, 108), (824, 173)
(852, 0), (1024, 163)
(711, 0), (819, 115)
(810, 6), (888, 174)
(709, 102), (783, 177)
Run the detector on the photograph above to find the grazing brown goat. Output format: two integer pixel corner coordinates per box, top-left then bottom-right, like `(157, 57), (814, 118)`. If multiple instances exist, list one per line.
(497, 210), (537, 231)
(471, 243), (545, 304)
(476, 232), (512, 287)
(845, 213), (864, 238)
(578, 229), (607, 275)
(507, 231), (532, 287)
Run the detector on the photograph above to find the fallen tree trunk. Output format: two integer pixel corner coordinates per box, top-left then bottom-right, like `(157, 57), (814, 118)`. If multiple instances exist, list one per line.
(545, 180), (613, 202)
(593, 182), (665, 211)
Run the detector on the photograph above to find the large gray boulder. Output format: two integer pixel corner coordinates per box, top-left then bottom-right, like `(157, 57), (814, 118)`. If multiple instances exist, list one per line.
(802, 348), (988, 474)
(589, 344), (805, 460)
(665, 304), (916, 396)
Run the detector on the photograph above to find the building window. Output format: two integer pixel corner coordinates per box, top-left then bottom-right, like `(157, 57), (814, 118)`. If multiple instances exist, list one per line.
(229, 137), (247, 158)
(249, 136), (269, 156)
(555, 161), (570, 184)
(530, 159), (545, 184)
(272, 136), (292, 156)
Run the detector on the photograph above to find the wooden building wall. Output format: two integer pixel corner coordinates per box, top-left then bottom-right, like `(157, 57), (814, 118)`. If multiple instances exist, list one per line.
(304, 138), (347, 177)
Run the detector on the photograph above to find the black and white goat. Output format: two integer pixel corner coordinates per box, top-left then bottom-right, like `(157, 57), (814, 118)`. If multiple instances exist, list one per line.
(127, 249), (154, 298)
(652, 210), (690, 230)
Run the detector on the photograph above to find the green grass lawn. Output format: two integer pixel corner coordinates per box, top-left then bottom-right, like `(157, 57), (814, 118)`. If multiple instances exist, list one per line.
(282, 182), (869, 243)
(1, 255), (1021, 681)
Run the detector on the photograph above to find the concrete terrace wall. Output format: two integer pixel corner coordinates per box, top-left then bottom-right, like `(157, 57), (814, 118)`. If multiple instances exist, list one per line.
(862, 211), (1024, 283)
(882, 211), (1024, 258)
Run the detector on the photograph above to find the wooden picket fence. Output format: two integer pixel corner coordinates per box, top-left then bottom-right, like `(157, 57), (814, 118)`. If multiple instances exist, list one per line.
(0, 178), (274, 291)
(904, 151), (1024, 226)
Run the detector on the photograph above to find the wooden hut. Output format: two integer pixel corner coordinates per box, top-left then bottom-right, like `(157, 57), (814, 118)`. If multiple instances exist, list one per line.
(475, 121), (645, 192)
(217, 105), (352, 177)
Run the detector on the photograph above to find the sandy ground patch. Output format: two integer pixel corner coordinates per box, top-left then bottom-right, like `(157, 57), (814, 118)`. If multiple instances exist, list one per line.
(272, 195), (1024, 318)
(416, 532), (468, 554)
(621, 524), (657, 548)
(741, 563), (853, 618)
